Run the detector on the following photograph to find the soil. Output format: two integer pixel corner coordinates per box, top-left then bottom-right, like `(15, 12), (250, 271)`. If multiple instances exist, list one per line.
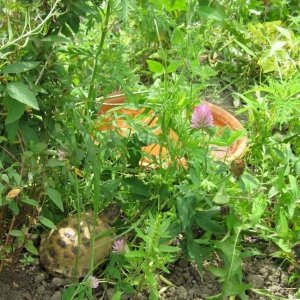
(0, 239), (299, 300)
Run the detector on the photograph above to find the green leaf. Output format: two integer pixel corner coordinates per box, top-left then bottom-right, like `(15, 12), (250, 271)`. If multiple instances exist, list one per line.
(5, 120), (19, 144)
(161, 0), (187, 11)
(126, 140), (142, 167)
(21, 197), (39, 207)
(39, 217), (57, 230)
(269, 41), (286, 56)
(122, 178), (149, 196)
(274, 25), (292, 40)
(213, 186), (230, 204)
(197, 6), (224, 21)
(9, 199), (19, 215)
(158, 245), (181, 252)
(177, 195), (196, 230)
(124, 250), (146, 258)
(251, 195), (267, 226)
(62, 286), (76, 300)
(9, 230), (23, 237)
(207, 265), (227, 278)
(24, 240), (39, 255)
(42, 36), (71, 43)
(187, 239), (203, 273)
(19, 124), (40, 144)
(288, 175), (299, 199)
(46, 158), (66, 167)
(234, 39), (257, 59)
(166, 60), (184, 73)
(2, 61), (40, 73)
(111, 291), (123, 300)
(223, 281), (252, 297)
(46, 188), (64, 212)
(118, 282), (134, 294)
(146, 60), (164, 73)
(240, 173), (259, 191)
(5, 98), (25, 124)
(6, 82), (39, 110)
(279, 209), (289, 242)
(195, 211), (225, 234)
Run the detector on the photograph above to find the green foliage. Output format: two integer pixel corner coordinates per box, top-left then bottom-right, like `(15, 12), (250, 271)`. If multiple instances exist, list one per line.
(1, 0), (300, 299)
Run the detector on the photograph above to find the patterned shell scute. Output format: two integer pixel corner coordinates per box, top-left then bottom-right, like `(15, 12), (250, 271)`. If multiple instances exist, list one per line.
(40, 211), (114, 278)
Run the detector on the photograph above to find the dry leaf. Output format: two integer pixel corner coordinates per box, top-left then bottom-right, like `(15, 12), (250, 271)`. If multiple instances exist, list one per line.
(6, 188), (22, 199)
(74, 168), (83, 177)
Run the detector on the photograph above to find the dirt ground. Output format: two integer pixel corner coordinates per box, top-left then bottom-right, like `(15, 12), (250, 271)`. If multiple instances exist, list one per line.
(0, 240), (299, 300)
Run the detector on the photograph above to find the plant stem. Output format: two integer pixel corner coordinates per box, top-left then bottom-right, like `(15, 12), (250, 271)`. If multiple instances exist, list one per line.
(86, 0), (112, 114)
(1, 0), (60, 53)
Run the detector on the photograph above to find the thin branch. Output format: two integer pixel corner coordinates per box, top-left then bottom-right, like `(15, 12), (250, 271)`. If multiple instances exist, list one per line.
(1, 0), (61, 52)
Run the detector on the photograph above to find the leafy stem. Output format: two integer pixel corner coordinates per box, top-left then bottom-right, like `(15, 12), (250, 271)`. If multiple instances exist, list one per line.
(86, 0), (112, 113)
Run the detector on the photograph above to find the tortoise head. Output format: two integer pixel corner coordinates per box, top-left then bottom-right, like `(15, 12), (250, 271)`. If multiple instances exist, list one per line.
(99, 203), (121, 225)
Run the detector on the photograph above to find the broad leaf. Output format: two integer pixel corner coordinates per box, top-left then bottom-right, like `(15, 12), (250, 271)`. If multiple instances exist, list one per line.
(5, 120), (19, 144)
(5, 97), (25, 124)
(122, 178), (149, 196)
(146, 60), (164, 73)
(195, 211), (225, 234)
(2, 61), (40, 73)
(187, 239), (203, 273)
(6, 188), (22, 199)
(24, 240), (39, 255)
(6, 82), (39, 110)
(161, 0), (187, 11)
(197, 6), (223, 21)
(9, 230), (23, 237)
(213, 186), (230, 204)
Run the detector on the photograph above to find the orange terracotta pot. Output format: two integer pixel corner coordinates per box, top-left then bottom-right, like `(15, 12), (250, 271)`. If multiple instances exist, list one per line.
(96, 91), (247, 165)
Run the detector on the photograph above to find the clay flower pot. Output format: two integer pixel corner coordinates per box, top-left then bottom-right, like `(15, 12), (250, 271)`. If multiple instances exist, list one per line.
(96, 91), (247, 165)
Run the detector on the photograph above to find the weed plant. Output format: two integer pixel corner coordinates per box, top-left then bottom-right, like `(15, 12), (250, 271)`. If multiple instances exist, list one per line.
(1, 0), (300, 299)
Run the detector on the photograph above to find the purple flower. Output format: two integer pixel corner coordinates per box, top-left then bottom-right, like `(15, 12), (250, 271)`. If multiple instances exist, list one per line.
(88, 276), (99, 289)
(112, 238), (129, 254)
(191, 104), (214, 129)
(57, 150), (68, 160)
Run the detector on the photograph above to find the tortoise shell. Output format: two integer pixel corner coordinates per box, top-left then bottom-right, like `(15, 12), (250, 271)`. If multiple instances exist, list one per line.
(39, 204), (120, 278)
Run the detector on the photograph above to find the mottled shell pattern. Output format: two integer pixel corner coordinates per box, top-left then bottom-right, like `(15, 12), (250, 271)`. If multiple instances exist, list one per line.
(39, 204), (120, 278)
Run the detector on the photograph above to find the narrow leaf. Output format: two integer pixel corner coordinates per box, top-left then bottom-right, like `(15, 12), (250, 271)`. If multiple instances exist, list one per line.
(46, 188), (64, 212)
(234, 39), (257, 58)
(177, 195), (196, 230)
(274, 25), (292, 40)
(288, 175), (299, 199)
(39, 217), (57, 230)
(21, 197), (39, 207)
(269, 41), (286, 56)
(251, 195), (267, 226)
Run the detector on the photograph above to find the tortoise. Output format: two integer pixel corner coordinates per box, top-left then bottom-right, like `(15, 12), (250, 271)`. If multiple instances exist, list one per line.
(39, 203), (121, 278)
